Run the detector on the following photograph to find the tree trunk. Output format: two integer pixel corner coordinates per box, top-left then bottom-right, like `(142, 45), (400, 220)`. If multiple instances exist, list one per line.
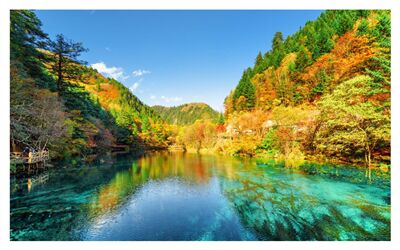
(57, 54), (63, 91)
(364, 146), (372, 182)
(367, 149), (372, 181)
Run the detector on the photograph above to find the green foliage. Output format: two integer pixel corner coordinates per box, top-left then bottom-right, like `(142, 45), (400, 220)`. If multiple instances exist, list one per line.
(10, 10), (170, 163)
(223, 10), (390, 168)
(363, 11), (391, 87)
(47, 34), (88, 90)
(310, 70), (332, 98)
(10, 10), (391, 172)
(152, 103), (219, 125)
(233, 69), (256, 111)
(255, 52), (263, 68)
(316, 75), (390, 167)
(234, 10), (373, 96)
(257, 128), (279, 158)
(217, 113), (225, 125)
(10, 10), (48, 79)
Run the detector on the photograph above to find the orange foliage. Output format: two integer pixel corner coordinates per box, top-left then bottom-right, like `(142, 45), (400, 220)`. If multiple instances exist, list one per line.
(97, 84), (120, 109)
(252, 53), (297, 108)
(252, 67), (277, 109)
(301, 32), (377, 93)
(224, 93), (234, 118)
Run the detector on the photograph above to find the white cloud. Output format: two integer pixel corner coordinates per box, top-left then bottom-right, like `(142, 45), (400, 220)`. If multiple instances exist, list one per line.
(132, 69), (151, 77)
(160, 96), (183, 103)
(129, 79), (142, 93)
(91, 62), (128, 81)
(150, 95), (156, 100)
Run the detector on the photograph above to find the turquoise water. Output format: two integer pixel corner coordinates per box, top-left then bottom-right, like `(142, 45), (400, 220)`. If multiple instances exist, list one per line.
(10, 151), (390, 240)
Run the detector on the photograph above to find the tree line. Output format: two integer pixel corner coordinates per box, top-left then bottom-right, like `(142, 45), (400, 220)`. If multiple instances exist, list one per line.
(219, 10), (390, 172)
(10, 10), (171, 168)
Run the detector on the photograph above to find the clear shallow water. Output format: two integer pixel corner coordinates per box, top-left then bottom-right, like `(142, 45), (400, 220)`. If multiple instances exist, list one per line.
(10, 151), (390, 241)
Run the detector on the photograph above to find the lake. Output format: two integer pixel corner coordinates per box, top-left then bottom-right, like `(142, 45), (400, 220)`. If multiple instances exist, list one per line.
(10, 151), (390, 240)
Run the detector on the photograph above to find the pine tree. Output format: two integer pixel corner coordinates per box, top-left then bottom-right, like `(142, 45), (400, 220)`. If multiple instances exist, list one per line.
(48, 34), (88, 91)
(217, 113), (225, 125)
(272, 32), (283, 50)
(10, 10), (48, 78)
(255, 52), (263, 67)
(233, 69), (256, 111)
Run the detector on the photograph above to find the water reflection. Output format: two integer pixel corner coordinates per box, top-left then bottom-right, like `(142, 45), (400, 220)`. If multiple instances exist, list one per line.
(10, 151), (390, 240)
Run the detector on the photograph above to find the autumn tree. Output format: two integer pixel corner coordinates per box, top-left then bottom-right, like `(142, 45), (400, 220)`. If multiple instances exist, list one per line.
(316, 75), (390, 177)
(300, 31), (376, 101)
(10, 10), (68, 153)
(48, 34), (88, 90)
(270, 106), (308, 167)
(10, 64), (67, 153)
(252, 67), (277, 109)
(223, 93), (234, 118)
(181, 120), (216, 151)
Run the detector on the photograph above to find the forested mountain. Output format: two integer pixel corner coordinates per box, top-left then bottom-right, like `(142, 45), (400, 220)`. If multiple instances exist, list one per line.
(10, 10), (391, 173)
(152, 103), (220, 125)
(225, 10), (390, 113)
(221, 10), (390, 170)
(10, 10), (170, 160)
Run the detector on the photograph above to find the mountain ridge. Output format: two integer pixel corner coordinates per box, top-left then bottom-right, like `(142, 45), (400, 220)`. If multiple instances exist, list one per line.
(152, 102), (220, 125)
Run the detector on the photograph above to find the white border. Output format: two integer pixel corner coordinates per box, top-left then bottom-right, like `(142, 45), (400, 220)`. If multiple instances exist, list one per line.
(1, 1), (399, 250)
(2, 0), (397, 10)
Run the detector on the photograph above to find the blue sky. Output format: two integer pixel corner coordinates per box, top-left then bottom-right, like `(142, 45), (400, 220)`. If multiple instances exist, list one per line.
(35, 10), (323, 111)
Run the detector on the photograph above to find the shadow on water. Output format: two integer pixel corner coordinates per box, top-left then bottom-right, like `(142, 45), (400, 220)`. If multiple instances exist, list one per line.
(10, 151), (390, 240)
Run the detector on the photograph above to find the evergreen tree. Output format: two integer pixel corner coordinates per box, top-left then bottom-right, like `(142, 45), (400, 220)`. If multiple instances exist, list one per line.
(272, 32), (284, 50)
(10, 10), (48, 78)
(217, 112), (225, 125)
(365, 11), (391, 87)
(48, 34), (88, 90)
(295, 45), (313, 71)
(233, 69), (256, 111)
(255, 52), (263, 67)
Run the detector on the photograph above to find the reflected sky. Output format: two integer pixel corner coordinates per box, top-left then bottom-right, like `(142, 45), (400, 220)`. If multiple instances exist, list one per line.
(10, 152), (390, 240)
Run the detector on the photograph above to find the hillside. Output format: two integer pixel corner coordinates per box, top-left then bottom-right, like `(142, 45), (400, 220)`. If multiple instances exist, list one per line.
(220, 10), (390, 168)
(152, 103), (220, 125)
(9, 10), (391, 171)
(225, 10), (390, 113)
(10, 10), (170, 160)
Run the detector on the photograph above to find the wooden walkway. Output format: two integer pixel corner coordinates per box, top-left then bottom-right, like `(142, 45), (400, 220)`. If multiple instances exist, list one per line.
(168, 145), (186, 152)
(10, 150), (50, 165)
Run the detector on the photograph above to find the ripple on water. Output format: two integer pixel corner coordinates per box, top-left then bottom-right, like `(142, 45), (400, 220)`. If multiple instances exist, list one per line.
(10, 152), (390, 240)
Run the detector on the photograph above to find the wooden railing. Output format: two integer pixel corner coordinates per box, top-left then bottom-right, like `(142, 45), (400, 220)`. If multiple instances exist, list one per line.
(168, 145), (186, 151)
(10, 150), (50, 164)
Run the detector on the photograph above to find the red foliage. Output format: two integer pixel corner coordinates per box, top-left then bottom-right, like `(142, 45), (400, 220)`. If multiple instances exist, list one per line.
(216, 124), (226, 133)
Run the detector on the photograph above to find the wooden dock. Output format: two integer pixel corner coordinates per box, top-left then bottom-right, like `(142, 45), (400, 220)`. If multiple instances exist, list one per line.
(10, 150), (50, 165)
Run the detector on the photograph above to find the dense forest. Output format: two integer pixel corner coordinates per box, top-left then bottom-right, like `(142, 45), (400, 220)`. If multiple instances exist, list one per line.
(10, 10), (391, 174)
(152, 103), (220, 125)
(221, 10), (390, 171)
(10, 10), (172, 166)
